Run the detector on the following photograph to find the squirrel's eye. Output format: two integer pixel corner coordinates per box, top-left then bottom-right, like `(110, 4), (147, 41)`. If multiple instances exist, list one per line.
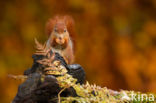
(54, 28), (57, 32)
(64, 29), (67, 32)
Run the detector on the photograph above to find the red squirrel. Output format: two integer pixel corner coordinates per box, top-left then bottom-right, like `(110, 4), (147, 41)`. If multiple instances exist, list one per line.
(45, 15), (75, 64)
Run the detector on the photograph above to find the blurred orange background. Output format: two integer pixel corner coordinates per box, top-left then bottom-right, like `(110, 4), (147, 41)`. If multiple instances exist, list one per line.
(0, 0), (156, 102)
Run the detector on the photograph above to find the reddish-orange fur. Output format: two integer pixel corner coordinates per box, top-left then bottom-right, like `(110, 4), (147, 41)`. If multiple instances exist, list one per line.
(45, 15), (76, 64)
(46, 15), (75, 44)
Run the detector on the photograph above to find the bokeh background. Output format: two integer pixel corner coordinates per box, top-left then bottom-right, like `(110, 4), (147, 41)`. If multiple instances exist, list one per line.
(0, 0), (156, 102)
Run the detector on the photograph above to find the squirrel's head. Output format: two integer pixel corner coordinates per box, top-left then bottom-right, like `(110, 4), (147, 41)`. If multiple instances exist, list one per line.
(46, 15), (75, 49)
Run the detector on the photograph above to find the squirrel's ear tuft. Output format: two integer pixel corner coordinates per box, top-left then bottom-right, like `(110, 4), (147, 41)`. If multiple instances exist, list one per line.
(45, 16), (59, 36)
(64, 15), (75, 35)
(64, 15), (76, 51)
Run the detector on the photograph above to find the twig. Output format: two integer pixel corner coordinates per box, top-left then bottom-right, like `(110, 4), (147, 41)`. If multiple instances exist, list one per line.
(58, 87), (67, 103)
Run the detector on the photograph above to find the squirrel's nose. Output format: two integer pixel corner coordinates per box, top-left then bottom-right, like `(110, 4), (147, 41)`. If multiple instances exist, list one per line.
(58, 37), (62, 40)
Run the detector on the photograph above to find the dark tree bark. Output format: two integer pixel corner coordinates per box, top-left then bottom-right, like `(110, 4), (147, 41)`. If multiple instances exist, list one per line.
(12, 51), (85, 103)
